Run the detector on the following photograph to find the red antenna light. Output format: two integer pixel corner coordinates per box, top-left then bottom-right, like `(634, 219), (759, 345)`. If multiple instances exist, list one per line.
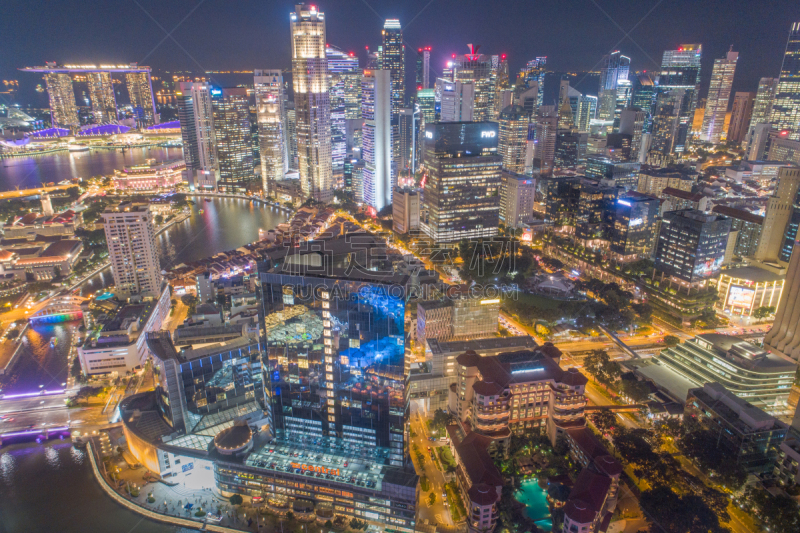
(452, 53), (456, 58)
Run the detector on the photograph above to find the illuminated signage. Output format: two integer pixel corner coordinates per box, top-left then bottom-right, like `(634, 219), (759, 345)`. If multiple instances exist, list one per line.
(617, 200), (631, 207)
(629, 218), (644, 227)
(210, 89), (222, 96)
(480, 299), (500, 305)
(511, 367), (544, 374)
(481, 131), (496, 138)
(425, 131), (433, 139)
(727, 286), (755, 308)
(290, 462), (340, 476)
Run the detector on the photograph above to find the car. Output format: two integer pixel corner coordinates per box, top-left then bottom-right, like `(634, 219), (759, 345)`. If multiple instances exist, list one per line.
(426, 446), (431, 452)
(443, 491), (447, 499)
(206, 513), (223, 523)
(343, 461), (348, 467)
(428, 436), (436, 442)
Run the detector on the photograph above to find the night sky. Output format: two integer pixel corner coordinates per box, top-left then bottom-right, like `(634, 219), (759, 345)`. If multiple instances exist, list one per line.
(3, 0), (800, 103)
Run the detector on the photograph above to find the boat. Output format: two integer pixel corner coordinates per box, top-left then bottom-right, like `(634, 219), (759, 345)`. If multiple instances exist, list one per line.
(50, 337), (58, 347)
(198, 209), (204, 214)
(204, 198), (212, 202)
(68, 143), (90, 152)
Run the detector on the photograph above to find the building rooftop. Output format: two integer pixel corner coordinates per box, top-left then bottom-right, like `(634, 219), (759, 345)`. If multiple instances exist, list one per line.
(427, 336), (539, 356)
(711, 205), (764, 225)
(689, 382), (784, 432)
(694, 334), (796, 372)
(718, 266), (783, 283)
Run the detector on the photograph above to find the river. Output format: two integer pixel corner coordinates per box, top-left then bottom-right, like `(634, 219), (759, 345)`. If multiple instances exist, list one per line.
(0, 149), (288, 532)
(0, 146), (185, 190)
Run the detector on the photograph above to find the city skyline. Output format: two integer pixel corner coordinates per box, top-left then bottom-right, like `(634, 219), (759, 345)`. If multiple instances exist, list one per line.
(4, 0), (800, 106)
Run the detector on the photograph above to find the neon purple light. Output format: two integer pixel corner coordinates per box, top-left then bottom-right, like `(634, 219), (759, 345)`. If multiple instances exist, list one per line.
(1, 388), (65, 400)
(1, 426), (69, 437)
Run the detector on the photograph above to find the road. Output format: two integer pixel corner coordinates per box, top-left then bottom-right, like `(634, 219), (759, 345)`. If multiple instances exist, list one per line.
(0, 184), (76, 200)
(409, 413), (454, 528)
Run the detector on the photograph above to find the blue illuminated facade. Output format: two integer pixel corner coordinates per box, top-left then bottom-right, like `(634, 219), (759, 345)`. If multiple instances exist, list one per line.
(258, 269), (407, 466)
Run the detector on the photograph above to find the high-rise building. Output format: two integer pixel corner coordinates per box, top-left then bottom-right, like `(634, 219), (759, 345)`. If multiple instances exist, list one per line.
(416, 47), (432, 91)
(254, 70), (287, 189)
(101, 203), (162, 299)
(745, 122), (772, 161)
(619, 107), (647, 162)
(87, 72), (117, 123)
(125, 71), (158, 127)
(498, 104), (529, 174)
(660, 44), (702, 137)
(285, 102), (299, 169)
(654, 209), (731, 284)
(648, 90), (682, 164)
(452, 45), (496, 121)
(701, 50), (738, 143)
(598, 51), (630, 120)
(326, 45), (358, 180)
(291, 4), (333, 203)
(382, 19), (405, 112)
(765, 237), (800, 361)
(747, 77), (778, 138)
(213, 88), (254, 194)
(754, 167), (800, 265)
(608, 193), (660, 260)
(770, 23), (800, 140)
(257, 264), (408, 466)
(421, 122), (502, 243)
(397, 107), (414, 174)
(727, 92), (755, 145)
(43, 72), (79, 128)
(392, 186), (420, 233)
(361, 70), (393, 211)
(710, 205), (764, 260)
(177, 82), (217, 190)
(439, 79), (475, 122)
(533, 105), (558, 175)
(585, 156), (640, 190)
(500, 170), (536, 229)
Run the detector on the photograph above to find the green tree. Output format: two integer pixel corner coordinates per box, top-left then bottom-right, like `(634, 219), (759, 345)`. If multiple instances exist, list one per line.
(229, 494), (243, 506)
(663, 335), (680, 347)
(349, 518), (367, 530)
(640, 485), (728, 533)
(583, 350), (621, 386)
(752, 306), (776, 319)
(590, 410), (617, 433)
(619, 379), (651, 403)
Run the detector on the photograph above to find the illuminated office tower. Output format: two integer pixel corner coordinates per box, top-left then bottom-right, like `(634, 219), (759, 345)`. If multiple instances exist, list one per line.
(43, 72), (79, 128)
(285, 102), (299, 169)
(88, 72), (117, 123)
(754, 167), (800, 265)
(766, 232), (800, 361)
(493, 54), (510, 119)
(598, 51), (630, 120)
(661, 44), (702, 118)
(498, 105), (529, 174)
(452, 45), (496, 121)
(415, 89), (435, 170)
(727, 92), (755, 144)
(361, 70), (392, 211)
(382, 19), (405, 111)
(398, 108), (414, 174)
(327, 45), (358, 179)
(701, 50), (738, 143)
(290, 4), (333, 203)
(101, 203), (162, 299)
(745, 77), (778, 148)
(416, 47), (431, 91)
(533, 105), (558, 175)
(125, 71), (158, 127)
(421, 122), (501, 243)
(620, 107), (647, 161)
(439, 79), (475, 122)
(177, 82), (217, 190)
(254, 70), (287, 189)
(770, 23), (800, 139)
(648, 90), (683, 165)
(519, 57), (546, 108)
(213, 88), (254, 194)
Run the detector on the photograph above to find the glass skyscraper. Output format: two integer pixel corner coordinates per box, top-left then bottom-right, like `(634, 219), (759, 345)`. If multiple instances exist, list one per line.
(382, 19), (405, 112)
(213, 87), (254, 193)
(258, 268), (407, 467)
(701, 50), (738, 143)
(770, 22), (800, 140)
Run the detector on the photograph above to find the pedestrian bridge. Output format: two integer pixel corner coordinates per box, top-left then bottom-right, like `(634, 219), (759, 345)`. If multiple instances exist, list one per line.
(29, 295), (86, 324)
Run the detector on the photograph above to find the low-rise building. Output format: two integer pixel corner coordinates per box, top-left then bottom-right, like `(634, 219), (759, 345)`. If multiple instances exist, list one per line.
(714, 266), (784, 317)
(417, 294), (500, 345)
(77, 285), (170, 375)
(112, 159), (186, 191)
(774, 439), (800, 487)
(0, 239), (84, 280)
(656, 334), (796, 413)
(636, 165), (696, 198)
(499, 170), (536, 229)
(2, 210), (80, 239)
(686, 382), (788, 474)
(711, 205), (764, 262)
(392, 187), (420, 234)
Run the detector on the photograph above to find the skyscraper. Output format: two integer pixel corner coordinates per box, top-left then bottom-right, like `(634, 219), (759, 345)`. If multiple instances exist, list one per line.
(361, 70), (393, 211)
(498, 105), (529, 174)
(701, 50), (738, 143)
(327, 45), (358, 180)
(421, 122), (502, 243)
(727, 92), (756, 145)
(598, 51), (630, 120)
(533, 105), (558, 175)
(125, 71), (158, 127)
(254, 70), (287, 189)
(397, 107), (414, 174)
(754, 167), (800, 264)
(213, 88), (254, 194)
(661, 44), (702, 122)
(87, 72), (117, 123)
(290, 4), (333, 203)
(177, 82), (217, 190)
(654, 210), (731, 284)
(43, 72), (79, 128)
(770, 22), (800, 140)
(382, 19), (405, 112)
(765, 237), (800, 361)
(439, 79), (475, 122)
(655, 47), (701, 152)
(101, 203), (162, 299)
(744, 77), (779, 148)
(452, 45), (497, 121)
(416, 47), (432, 91)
